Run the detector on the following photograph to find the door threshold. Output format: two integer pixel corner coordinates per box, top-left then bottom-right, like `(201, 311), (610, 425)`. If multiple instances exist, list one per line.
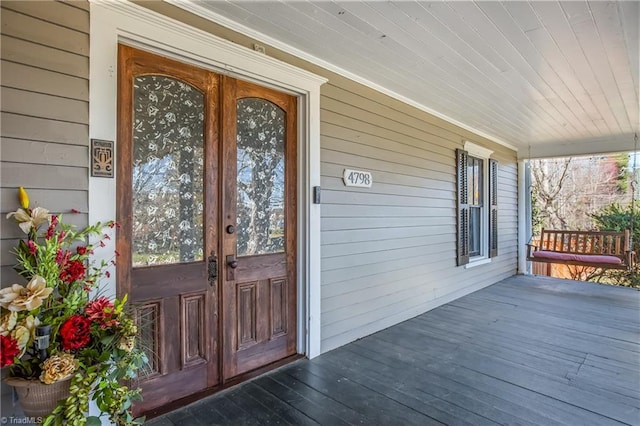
(142, 354), (304, 420)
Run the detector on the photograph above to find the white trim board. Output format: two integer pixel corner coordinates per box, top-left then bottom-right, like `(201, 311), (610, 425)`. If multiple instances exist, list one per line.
(167, 0), (519, 153)
(89, 0), (325, 359)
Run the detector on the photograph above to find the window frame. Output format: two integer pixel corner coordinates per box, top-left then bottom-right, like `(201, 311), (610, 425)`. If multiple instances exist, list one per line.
(456, 142), (498, 267)
(467, 155), (484, 257)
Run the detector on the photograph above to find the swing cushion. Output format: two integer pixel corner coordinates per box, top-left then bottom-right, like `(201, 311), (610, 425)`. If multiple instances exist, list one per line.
(531, 250), (622, 265)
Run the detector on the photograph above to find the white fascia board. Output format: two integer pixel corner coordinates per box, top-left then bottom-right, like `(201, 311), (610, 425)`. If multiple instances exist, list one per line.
(523, 133), (639, 159)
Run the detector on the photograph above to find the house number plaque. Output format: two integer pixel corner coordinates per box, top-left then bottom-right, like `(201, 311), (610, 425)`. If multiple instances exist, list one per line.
(343, 169), (372, 188)
(91, 139), (114, 178)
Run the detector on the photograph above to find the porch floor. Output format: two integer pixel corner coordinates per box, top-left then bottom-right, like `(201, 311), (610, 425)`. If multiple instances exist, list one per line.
(147, 275), (640, 426)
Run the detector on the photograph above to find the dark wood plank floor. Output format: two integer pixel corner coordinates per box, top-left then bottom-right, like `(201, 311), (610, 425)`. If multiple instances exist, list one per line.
(146, 275), (640, 425)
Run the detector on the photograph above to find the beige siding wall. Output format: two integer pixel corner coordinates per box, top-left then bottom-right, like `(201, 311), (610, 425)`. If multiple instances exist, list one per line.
(0, 1), (90, 284)
(319, 78), (517, 351)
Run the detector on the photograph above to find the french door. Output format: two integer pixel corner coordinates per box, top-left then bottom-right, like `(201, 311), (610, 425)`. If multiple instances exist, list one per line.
(117, 45), (297, 413)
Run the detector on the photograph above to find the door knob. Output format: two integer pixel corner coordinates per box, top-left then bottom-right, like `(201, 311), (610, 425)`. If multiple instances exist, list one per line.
(226, 255), (238, 269)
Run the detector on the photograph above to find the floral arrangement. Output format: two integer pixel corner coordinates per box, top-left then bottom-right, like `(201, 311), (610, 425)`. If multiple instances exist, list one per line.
(1, 188), (147, 426)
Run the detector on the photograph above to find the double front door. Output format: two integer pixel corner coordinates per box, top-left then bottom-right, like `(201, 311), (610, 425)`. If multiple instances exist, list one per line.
(116, 46), (297, 413)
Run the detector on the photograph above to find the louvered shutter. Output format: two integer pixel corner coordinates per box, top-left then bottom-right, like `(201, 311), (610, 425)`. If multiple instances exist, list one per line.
(488, 159), (499, 258)
(456, 149), (470, 266)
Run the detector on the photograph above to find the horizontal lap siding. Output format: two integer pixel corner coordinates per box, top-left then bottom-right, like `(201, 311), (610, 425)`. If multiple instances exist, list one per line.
(0, 0), (90, 285)
(319, 79), (518, 352)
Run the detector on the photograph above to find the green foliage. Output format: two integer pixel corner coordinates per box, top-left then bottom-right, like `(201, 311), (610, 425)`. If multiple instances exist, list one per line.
(531, 185), (543, 234)
(614, 153), (630, 192)
(592, 203), (640, 250)
(591, 203), (640, 288)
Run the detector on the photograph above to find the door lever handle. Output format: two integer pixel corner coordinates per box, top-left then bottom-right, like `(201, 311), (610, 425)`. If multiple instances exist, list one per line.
(207, 252), (218, 286)
(226, 255), (238, 269)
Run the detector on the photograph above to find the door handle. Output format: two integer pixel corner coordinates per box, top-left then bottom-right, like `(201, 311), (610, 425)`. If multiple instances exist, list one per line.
(226, 255), (238, 269)
(208, 251), (218, 286)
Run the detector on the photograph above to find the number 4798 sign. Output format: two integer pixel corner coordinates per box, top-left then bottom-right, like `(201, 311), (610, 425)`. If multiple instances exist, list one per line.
(343, 169), (373, 188)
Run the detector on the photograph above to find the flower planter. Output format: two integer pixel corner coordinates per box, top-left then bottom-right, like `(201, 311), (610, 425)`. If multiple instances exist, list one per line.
(5, 376), (72, 419)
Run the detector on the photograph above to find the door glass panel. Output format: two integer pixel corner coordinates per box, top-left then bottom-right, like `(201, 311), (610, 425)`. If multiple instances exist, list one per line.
(236, 98), (285, 257)
(132, 75), (204, 267)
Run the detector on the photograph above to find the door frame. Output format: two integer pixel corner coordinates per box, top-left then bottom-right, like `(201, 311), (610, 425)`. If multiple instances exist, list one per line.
(89, 1), (326, 358)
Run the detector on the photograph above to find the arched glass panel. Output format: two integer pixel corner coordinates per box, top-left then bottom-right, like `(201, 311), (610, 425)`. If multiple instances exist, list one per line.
(132, 75), (204, 267)
(236, 98), (285, 256)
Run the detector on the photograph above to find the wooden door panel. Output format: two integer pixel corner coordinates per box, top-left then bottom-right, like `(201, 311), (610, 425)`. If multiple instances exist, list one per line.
(270, 278), (288, 337)
(130, 263), (207, 300)
(221, 77), (297, 380)
(234, 253), (286, 282)
(181, 292), (208, 367)
(237, 282), (258, 348)
(117, 45), (220, 415)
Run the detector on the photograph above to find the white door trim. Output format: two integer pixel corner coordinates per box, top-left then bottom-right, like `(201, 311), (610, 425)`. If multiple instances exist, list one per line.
(89, 0), (326, 358)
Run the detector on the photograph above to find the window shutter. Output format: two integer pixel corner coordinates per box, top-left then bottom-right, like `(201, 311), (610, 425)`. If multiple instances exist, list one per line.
(488, 159), (498, 258)
(456, 149), (470, 266)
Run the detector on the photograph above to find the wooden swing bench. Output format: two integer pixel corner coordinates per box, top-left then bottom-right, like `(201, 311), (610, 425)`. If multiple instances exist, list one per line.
(527, 229), (635, 270)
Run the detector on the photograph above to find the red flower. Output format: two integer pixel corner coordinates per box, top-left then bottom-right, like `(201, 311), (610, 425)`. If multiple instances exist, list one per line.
(60, 315), (91, 350)
(27, 240), (37, 256)
(60, 260), (86, 283)
(45, 215), (59, 240)
(56, 249), (70, 266)
(1, 335), (21, 367)
(85, 297), (119, 328)
(71, 208), (81, 214)
(76, 246), (87, 255)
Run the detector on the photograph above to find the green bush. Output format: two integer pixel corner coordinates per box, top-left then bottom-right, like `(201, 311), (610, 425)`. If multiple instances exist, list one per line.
(591, 203), (640, 288)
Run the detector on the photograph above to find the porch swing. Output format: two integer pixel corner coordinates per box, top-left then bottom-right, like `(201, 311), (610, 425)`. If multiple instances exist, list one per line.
(526, 134), (638, 271)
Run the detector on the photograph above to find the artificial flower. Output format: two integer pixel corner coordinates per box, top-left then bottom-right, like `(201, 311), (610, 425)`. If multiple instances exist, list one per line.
(40, 353), (78, 384)
(85, 297), (118, 328)
(55, 249), (70, 265)
(11, 326), (30, 357)
(0, 311), (17, 336)
(0, 335), (20, 367)
(59, 259), (86, 284)
(2, 188), (147, 425)
(0, 276), (52, 312)
(18, 186), (29, 209)
(45, 215), (59, 240)
(27, 240), (37, 255)
(6, 207), (50, 234)
(59, 314), (91, 350)
(118, 336), (136, 353)
(11, 315), (40, 356)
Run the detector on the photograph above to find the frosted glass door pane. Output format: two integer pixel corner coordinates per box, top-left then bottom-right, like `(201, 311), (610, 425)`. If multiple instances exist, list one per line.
(236, 98), (285, 257)
(132, 75), (204, 267)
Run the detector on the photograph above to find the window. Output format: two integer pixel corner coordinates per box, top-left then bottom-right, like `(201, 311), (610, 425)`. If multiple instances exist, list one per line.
(468, 156), (483, 257)
(456, 143), (498, 266)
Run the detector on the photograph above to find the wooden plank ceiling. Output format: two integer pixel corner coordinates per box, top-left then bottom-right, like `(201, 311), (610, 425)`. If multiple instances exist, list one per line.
(179, 1), (639, 158)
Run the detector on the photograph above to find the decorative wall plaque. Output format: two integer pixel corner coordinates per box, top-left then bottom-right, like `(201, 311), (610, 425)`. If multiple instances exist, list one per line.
(91, 139), (114, 178)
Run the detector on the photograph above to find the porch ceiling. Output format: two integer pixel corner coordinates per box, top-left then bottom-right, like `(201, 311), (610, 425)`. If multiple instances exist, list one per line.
(176, 0), (639, 159)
